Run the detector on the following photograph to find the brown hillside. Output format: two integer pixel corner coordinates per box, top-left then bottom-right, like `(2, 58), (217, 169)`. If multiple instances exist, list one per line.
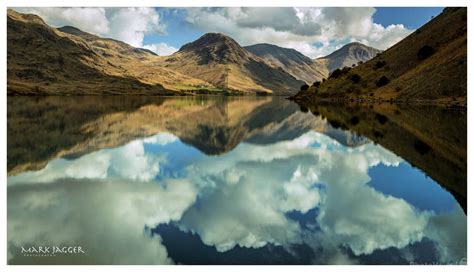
(7, 9), (214, 95)
(157, 33), (305, 95)
(294, 7), (467, 106)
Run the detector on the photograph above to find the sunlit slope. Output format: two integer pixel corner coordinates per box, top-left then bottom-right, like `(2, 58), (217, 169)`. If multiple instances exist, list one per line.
(157, 33), (305, 95)
(7, 9), (214, 95)
(295, 8), (467, 106)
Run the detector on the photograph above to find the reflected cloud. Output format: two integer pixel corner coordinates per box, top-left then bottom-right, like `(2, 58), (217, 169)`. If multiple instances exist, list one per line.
(177, 130), (433, 258)
(7, 130), (466, 264)
(7, 179), (197, 264)
(8, 138), (168, 184)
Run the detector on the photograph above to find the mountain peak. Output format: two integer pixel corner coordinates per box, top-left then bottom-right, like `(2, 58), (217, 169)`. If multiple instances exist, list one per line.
(176, 32), (252, 65)
(319, 42), (382, 71)
(179, 32), (241, 52)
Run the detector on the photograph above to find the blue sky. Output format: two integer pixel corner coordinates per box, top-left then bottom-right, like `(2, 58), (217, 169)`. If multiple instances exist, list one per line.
(144, 7), (444, 57)
(374, 7), (443, 29)
(16, 7), (444, 57)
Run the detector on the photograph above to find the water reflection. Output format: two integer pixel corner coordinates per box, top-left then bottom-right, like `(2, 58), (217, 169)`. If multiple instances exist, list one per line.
(7, 97), (467, 265)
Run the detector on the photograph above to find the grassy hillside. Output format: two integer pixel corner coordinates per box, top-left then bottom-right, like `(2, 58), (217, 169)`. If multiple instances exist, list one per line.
(157, 33), (305, 95)
(7, 9), (220, 95)
(294, 8), (467, 106)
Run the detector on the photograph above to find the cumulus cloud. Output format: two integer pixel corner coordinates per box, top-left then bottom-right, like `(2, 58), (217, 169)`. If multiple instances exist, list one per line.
(184, 7), (413, 57)
(176, 131), (433, 259)
(143, 42), (178, 56)
(8, 137), (166, 184)
(424, 206), (467, 264)
(7, 130), (465, 264)
(13, 7), (165, 48)
(14, 7), (110, 37)
(13, 7), (414, 58)
(7, 178), (197, 264)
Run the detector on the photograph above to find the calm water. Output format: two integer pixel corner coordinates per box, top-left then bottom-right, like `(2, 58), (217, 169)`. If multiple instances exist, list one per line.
(7, 96), (467, 265)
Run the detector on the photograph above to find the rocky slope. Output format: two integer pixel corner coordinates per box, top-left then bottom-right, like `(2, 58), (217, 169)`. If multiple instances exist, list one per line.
(244, 43), (328, 84)
(316, 42), (381, 72)
(294, 7), (467, 106)
(7, 9), (218, 95)
(157, 33), (305, 95)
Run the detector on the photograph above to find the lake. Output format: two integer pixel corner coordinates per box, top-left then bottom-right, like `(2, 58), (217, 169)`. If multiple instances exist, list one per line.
(7, 96), (467, 265)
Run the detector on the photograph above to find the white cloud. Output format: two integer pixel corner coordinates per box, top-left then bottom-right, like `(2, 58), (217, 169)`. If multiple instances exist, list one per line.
(13, 7), (165, 48)
(8, 137), (165, 184)
(7, 130), (465, 264)
(14, 7), (110, 36)
(7, 178), (197, 264)
(143, 43), (178, 56)
(424, 206), (467, 264)
(176, 131), (433, 258)
(13, 7), (413, 58)
(184, 7), (413, 58)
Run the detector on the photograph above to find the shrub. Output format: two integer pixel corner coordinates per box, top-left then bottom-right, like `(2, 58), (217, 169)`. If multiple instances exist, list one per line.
(374, 60), (386, 69)
(376, 76), (390, 87)
(375, 113), (388, 125)
(328, 120), (341, 129)
(329, 67), (351, 79)
(373, 130), (384, 139)
(350, 116), (360, 125)
(414, 140), (431, 155)
(417, 45), (434, 60)
(350, 74), (361, 83)
(300, 84), (309, 91)
(312, 81), (321, 87)
(329, 68), (343, 79)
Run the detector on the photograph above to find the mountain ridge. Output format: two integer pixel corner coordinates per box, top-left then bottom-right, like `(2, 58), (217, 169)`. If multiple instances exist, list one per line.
(157, 32), (306, 95)
(244, 43), (328, 84)
(293, 7), (467, 106)
(7, 9), (213, 95)
(316, 42), (382, 72)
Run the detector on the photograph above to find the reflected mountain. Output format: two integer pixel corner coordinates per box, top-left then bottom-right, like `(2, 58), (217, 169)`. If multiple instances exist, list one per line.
(294, 100), (467, 213)
(7, 96), (467, 265)
(7, 129), (466, 265)
(8, 96), (466, 213)
(8, 96), (366, 175)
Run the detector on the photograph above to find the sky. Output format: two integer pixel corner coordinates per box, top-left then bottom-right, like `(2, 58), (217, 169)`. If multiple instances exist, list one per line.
(8, 130), (465, 264)
(14, 7), (443, 58)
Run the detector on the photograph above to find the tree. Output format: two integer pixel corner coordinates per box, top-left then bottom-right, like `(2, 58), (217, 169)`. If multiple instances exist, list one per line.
(417, 45), (434, 60)
(376, 76), (390, 87)
(350, 74), (361, 83)
(300, 84), (309, 91)
(374, 60), (386, 69)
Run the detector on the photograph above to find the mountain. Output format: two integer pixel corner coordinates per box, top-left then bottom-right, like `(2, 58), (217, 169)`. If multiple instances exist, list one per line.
(57, 26), (158, 57)
(294, 7), (467, 106)
(316, 42), (382, 72)
(7, 96), (360, 175)
(7, 9), (215, 95)
(244, 43), (328, 84)
(157, 33), (305, 95)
